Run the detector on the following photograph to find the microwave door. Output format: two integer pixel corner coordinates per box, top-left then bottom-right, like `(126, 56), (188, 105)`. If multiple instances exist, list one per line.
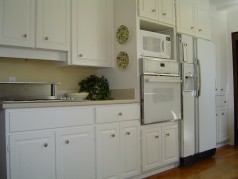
(142, 75), (181, 124)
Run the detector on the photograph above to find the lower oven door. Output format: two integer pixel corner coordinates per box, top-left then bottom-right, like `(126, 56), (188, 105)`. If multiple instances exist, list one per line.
(141, 75), (181, 124)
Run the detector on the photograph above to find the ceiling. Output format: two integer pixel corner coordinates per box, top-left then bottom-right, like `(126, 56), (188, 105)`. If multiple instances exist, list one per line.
(210, 0), (238, 10)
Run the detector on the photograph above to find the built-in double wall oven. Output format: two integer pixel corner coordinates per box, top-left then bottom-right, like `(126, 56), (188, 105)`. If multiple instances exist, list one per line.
(140, 58), (181, 124)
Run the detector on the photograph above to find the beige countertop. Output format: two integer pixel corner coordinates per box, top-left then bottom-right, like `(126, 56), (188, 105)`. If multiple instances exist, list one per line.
(0, 99), (139, 109)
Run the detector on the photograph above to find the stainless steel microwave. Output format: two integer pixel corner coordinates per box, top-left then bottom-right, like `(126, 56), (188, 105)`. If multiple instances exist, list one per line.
(140, 30), (171, 59)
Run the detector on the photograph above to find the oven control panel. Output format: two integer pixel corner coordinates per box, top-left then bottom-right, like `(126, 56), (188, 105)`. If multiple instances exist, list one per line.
(140, 58), (180, 76)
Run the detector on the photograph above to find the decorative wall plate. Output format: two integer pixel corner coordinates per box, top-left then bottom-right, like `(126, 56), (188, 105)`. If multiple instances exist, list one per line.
(116, 25), (129, 44)
(116, 51), (129, 70)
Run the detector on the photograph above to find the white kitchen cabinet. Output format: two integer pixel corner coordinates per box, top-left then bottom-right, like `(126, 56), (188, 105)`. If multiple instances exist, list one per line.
(216, 109), (229, 143)
(139, 0), (159, 21)
(120, 121), (141, 178)
(213, 18), (228, 95)
(0, 0), (70, 52)
(36, 0), (70, 51)
(142, 127), (162, 171)
(161, 124), (178, 165)
(0, 0), (35, 47)
(96, 123), (120, 179)
(9, 132), (56, 179)
(142, 122), (178, 172)
(71, 0), (113, 67)
(56, 126), (95, 179)
(158, 0), (175, 25)
(96, 121), (141, 179)
(176, 0), (211, 40)
(139, 0), (175, 26)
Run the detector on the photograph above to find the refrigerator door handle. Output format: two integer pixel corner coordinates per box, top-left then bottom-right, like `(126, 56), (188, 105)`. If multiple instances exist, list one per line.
(182, 43), (188, 62)
(197, 59), (201, 96)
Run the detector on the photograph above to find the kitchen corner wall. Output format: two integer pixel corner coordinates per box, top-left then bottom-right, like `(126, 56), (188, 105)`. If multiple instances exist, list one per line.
(226, 6), (238, 145)
(0, 58), (97, 91)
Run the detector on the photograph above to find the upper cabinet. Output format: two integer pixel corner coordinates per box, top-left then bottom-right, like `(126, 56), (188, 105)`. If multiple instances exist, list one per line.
(70, 0), (113, 67)
(0, 0), (70, 51)
(36, 0), (70, 51)
(139, 0), (175, 26)
(0, 0), (35, 47)
(176, 0), (211, 40)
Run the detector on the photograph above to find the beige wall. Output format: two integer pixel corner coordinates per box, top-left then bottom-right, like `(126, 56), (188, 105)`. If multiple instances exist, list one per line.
(0, 58), (97, 90)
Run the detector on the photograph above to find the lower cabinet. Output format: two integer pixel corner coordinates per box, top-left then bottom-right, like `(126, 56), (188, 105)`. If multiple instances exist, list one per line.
(9, 126), (95, 179)
(216, 108), (229, 143)
(96, 121), (141, 179)
(141, 122), (178, 172)
(56, 126), (95, 179)
(9, 132), (56, 179)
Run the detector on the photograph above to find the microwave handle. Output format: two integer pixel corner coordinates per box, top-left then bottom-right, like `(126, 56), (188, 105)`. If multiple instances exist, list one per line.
(162, 40), (164, 52)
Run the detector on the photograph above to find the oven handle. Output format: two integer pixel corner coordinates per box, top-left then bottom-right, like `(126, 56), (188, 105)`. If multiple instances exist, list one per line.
(145, 79), (182, 83)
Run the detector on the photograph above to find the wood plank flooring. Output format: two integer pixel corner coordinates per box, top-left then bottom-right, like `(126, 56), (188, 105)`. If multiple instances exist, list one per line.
(145, 145), (238, 179)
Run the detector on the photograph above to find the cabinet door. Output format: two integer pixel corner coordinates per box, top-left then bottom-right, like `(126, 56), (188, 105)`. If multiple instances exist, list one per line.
(96, 123), (120, 179)
(217, 110), (229, 143)
(195, 5), (211, 40)
(9, 132), (55, 179)
(161, 125), (178, 165)
(36, 0), (70, 50)
(139, 0), (159, 21)
(56, 126), (95, 179)
(176, 0), (195, 36)
(215, 22), (228, 94)
(142, 127), (161, 171)
(120, 121), (140, 178)
(158, 0), (175, 25)
(71, 0), (113, 67)
(0, 0), (35, 47)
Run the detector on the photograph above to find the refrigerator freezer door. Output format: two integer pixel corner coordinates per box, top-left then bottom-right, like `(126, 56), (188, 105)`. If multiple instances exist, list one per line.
(181, 92), (195, 157)
(197, 39), (216, 153)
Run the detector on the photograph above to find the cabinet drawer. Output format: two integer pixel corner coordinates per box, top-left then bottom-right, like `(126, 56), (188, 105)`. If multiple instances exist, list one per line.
(216, 96), (227, 107)
(8, 106), (94, 132)
(95, 104), (140, 123)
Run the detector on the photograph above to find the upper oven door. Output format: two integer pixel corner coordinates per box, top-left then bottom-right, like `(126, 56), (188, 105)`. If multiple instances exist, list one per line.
(141, 75), (181, 124)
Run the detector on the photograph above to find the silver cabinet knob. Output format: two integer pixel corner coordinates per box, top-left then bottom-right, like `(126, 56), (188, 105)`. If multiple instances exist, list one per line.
(162, 12), (167, 16)
(44, 37), (49, 40)
(65, 140), (69, 144)
(23, 34), (27, 38)
(152, 9), (156, 12)
(126, 132), (130, 135)
(222, 113), (224, 115)
(111, 134), (115, 138)
(221, 89), (224, 91)
(166, 133), (170, 136)
(78, 54), (83, 57)
(155, 136), (159, 139)
(43, 143), (48, 147)
(118, 112), (123, 116)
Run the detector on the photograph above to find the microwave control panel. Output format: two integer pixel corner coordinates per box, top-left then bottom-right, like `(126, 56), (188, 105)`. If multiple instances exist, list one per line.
(141, 58), (180, 75)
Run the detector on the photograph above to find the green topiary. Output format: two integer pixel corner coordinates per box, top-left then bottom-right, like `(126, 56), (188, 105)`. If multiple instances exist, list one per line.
(79, 75), (112, 100)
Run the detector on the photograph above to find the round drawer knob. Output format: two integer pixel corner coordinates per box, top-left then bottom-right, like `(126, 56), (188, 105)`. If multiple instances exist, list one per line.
(45, 37), (49, 40)
(152, 9), (156, 12)
(162, 12), (167, 16)
(65, 140), (69, 144)
(43, 143), (48, 147)
(118, 112), (123, 116)
(111, 134), (115, 138)
(126, 132), (130, 135)
(23, 34), (27, 38)
(191, 26), (194, 29)
(166, 133), (170, 136)
(78, 54), (83, 57)
(155, 136), (159, 139)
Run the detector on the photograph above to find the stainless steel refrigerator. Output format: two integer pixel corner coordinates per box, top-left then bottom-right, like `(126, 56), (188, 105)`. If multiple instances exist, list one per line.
(178, 34), (216, 166)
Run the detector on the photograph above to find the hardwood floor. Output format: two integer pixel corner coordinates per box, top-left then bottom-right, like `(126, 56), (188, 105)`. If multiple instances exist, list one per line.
(145, 145), (238, 179)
